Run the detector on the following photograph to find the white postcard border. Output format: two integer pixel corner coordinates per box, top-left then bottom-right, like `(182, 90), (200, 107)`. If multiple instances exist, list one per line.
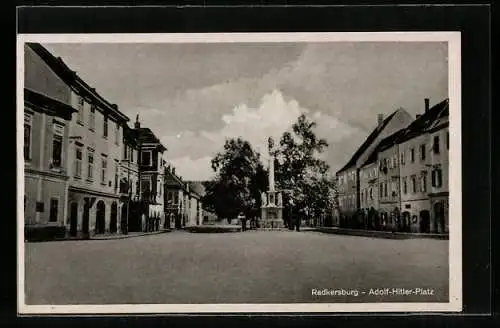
(17, 32), (462, 314)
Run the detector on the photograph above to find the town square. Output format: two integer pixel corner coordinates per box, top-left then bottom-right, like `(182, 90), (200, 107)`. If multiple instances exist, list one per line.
(21, 37), (451, 307)
(25, 230), (448, 304)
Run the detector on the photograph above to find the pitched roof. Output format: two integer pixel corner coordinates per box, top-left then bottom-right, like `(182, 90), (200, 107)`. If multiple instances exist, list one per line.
(135, 127), (167, 152)
(338, 109), (399, 172)
(25, 43), (129, 123)
(377, 98), (449, 152)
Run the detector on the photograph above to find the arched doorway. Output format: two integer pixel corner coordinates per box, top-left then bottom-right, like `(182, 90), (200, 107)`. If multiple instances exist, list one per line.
(96, 200), (106, 234)
(83, 201), (90, 237)
(70, 202), (78, 237)
(434, 202), (445, 233)
(110, 202), (118, 233)
(419, 210), (430, 233)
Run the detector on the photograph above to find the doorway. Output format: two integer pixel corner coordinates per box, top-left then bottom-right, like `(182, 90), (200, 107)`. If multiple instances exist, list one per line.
(433, 202), (445, 233)
(70, 202), (78, 237)
(96, 200), (106, 234)
(419, 210), (430, 233)
(82, 201), (90, 236)
(110, 202), (118, 233)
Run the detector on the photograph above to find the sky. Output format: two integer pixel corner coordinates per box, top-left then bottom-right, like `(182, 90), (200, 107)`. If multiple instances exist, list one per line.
(43, 41), (448, 181)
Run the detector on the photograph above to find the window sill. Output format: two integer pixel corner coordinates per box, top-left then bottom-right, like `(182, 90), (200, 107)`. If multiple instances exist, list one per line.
(77, 121), (84, 126)
(100, 182), (107, 186)
(74, 175), (82, 180)
(89, 128), (95, 132)
(86, 179), (94, 183)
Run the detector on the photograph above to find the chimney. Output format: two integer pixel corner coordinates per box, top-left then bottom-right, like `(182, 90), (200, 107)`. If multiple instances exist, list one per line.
(134, 114), (140, 129)
(111, 103), (118, 110)
(425, 98), (430, 112)
(172, 167), (176, 175)
(377, 114), (384, 127)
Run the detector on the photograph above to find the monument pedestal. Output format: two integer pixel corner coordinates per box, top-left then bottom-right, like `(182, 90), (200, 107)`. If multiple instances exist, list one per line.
(260, 190), (284, 229)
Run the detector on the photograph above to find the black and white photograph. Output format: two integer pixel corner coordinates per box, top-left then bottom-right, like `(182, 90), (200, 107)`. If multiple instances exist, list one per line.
(17, 32), (461, 314)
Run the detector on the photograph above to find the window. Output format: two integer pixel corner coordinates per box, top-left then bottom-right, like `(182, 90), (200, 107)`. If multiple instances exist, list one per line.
(420, 144), (426, 161)
(400, 151), (405, 166)
(24, 113), (32, 161)
(89, 105), (96, 131)
(384, 182), (388, 197)
(87, 150), (94, 180)
(369, 188), (373, 199)
(51, 123), (64, 168)
(123, 144), (128, 160)
(446, 132), (449, 149)
(432, 169), (443, 188)
(74, 146), (83, 178)
(114, 162), (119, 191)
(103, 116), (108, 138)
(433, 135), (440, 154)
(131, 149), (134, 163)
(141, 151), (152, 166)
(410, 148), (415, 163)
(421, 173), (427, 192)
(77, 96), (84, 123)
(411, 175), (417, 193)
(141, 176), (151, 195)
(403, 177), (408, 194)
(379, 183), (383, 196)
(49, 198), (58, 222)
(115, 123), (120, 145)
(101, 156), (107, 184)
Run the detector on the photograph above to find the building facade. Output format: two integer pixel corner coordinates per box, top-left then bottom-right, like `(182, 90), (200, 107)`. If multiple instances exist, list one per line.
(134, 117), (167, 231)
(359, 157), (379, 225)
(118, 124), (140, 233)
(164, 165), (187, 229)
(335, 108), (413, 227)
(427, 108), (449, 234)
(24, 44), (77, 237)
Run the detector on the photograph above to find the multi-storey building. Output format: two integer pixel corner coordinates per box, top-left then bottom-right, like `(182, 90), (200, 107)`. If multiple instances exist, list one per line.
(427, 101), (449, 233)
(359, 152), (379, 228)
(164, 165), (187, 229)
(186, 181), (205, 226)
(134, 116), (166, 231)
(376, 129), (407, 231)
(374, 98), (449, 233)
(335, 108), (413, 226)
(118, 123), (140, 233)
(23, 44), (77, 239)
(27, 43), (131, 238)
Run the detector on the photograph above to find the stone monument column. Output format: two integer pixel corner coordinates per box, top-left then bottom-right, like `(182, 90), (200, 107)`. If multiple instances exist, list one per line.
(260, 137), (284, 229)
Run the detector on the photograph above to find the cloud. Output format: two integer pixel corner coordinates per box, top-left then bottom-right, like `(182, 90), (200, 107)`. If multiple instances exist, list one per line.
(168, 156), (214, 181)
(164, 89), (363, 180)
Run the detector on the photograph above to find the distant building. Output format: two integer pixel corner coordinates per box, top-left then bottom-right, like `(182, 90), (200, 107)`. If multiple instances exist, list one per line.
(335, 108), (413, 226)
(24, 43), (77, 235)
(164, 166), (187, 229)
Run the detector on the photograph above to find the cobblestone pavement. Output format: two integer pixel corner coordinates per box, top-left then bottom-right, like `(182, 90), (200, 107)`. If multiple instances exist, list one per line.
(24, 230), (449, 304)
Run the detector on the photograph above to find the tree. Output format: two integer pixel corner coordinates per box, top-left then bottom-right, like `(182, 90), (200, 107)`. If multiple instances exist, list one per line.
(202, 137), (267, 221)
(275, 114), (335, 220)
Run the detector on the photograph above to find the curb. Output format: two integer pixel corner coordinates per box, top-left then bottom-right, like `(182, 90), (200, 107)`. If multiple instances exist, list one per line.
(90, 230), (171, 240)
(311, 228), (449, 240)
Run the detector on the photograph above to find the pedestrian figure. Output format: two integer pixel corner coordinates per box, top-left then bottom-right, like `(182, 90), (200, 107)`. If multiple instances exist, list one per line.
(238, 212), (247, 232)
